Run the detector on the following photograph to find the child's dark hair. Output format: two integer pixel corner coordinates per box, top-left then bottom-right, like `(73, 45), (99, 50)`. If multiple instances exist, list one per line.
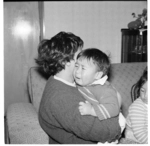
(77, 48), (110, 76)
(131, 67), (147, 102)
(35, 31), (84, 75)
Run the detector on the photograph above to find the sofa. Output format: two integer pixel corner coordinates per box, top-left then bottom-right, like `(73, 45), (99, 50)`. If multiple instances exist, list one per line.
(6, 62), (147, 144)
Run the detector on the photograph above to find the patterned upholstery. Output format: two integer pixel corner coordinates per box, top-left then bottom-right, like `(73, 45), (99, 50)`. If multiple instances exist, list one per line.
(6, 102), (49, 144)
(27, 67), (48, 113)
(109, 62), (147, 117)
(6, 62), (147, 144)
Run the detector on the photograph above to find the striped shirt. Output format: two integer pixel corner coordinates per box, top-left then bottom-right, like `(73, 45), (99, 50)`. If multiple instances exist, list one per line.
(77, 81), (120, 120)
(125, 98), (148, 144)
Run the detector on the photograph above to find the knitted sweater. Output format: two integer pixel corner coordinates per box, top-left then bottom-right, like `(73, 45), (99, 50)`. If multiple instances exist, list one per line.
(39, 76), (121, 144)
(125, 98), (148, 144)
(77, 82), (120, 120)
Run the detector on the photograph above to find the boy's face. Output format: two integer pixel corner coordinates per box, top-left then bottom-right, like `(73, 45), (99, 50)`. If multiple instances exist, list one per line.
(74, 58), (100, 86)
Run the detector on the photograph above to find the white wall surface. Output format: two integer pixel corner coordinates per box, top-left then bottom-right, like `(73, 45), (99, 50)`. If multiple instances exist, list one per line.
(44, 1), (147, 63)
(4, 2), (40, 114)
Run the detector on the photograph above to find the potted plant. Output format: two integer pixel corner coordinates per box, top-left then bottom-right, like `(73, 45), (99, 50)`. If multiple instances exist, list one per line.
(128, 8), (147, 29)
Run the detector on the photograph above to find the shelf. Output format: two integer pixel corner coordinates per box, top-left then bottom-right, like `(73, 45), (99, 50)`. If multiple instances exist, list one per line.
(121, 29), (147, 63)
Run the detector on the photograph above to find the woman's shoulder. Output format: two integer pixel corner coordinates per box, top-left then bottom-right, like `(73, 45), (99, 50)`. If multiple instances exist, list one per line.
(43, 76), (81, 101)
(45, 76), (80, 95)
(47, 76), (72, 88)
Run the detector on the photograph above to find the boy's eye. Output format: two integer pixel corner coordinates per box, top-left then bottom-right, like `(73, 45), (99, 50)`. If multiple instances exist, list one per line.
(82, 67), (86, 70)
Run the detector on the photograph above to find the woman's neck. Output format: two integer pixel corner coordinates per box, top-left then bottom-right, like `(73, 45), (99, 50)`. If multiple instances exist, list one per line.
(55, 69), (74, 83)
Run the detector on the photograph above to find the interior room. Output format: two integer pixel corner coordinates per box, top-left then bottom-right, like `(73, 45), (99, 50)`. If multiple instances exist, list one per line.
(4, 1), (147, 144)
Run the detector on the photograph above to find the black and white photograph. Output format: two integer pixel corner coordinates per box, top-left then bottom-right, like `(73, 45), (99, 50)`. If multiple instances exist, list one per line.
(3, 0), (147, 144)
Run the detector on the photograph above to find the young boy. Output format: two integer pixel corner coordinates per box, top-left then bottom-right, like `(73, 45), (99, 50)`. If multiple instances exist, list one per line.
(74, 48), (125, 134)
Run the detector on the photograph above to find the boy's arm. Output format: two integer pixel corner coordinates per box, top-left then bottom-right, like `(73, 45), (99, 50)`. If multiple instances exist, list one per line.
(93, 89), (120, 120)
(78, 86), (120, 120)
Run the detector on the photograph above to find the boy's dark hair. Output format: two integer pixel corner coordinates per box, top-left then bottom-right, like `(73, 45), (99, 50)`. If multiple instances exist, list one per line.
(131, 67), (147, 102)
(77, 48), (110, 76)
(35, 31), (84, 75)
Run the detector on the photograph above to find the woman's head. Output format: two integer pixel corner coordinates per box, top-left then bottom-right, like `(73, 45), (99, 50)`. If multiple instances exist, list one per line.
(35, 31), (84, 75)
(74, 48), (110, 86)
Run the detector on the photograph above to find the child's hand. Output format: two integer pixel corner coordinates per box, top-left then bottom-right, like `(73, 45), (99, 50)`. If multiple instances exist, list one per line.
(78, 101), (92, 115)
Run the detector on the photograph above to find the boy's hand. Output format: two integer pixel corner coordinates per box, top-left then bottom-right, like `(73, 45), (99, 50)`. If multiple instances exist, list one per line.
(78, 101), (93, 115)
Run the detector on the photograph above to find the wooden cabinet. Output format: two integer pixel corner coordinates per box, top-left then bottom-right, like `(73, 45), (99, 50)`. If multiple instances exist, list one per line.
(121, 29), (147, 63)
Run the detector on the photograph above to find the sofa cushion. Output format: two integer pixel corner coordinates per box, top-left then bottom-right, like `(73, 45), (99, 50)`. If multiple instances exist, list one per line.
(6, 102), (49, 144)
(109, 62), (147, 117)
(28, 67), (48, 113)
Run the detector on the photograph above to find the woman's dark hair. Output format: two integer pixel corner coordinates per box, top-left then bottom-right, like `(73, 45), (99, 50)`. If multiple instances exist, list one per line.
(77, 48), (110, 77)
(131, 66), (147, 102)
(35, 31), (83, 75)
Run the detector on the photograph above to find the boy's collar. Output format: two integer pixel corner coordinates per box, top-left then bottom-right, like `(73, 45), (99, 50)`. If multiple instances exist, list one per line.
(90, 75), (108, 85)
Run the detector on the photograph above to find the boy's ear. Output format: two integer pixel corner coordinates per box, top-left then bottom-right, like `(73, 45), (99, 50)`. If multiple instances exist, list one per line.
(95, 71), (103, 80)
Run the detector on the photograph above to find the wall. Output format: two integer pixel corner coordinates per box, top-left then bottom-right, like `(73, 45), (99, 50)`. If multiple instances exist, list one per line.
(44, 1), (147, 63)
(3, 1), (147, 114)
(4, 2), (40, 114)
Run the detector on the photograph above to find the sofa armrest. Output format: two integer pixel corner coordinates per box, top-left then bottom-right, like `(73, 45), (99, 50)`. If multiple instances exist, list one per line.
(6, 102), (49, 144)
